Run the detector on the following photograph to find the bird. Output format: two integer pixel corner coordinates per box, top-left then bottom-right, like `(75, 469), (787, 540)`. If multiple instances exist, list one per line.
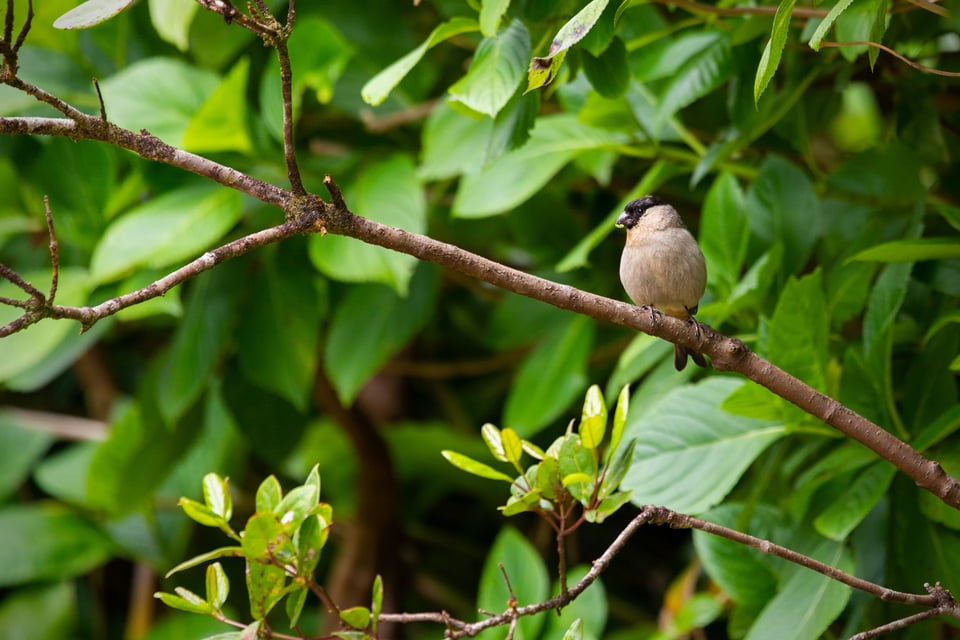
(616, 195), (708, 371)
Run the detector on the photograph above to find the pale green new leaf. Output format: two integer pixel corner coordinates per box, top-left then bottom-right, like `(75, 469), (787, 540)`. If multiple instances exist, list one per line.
(178, 497), (227, 529)
(482, 423), (508, 462)
(206, 562), (229, 610)
(155, 589), (211, 615)
(202, 473), (232, 521)
(256, 475), (283, 513)
(501, 427), (524, 466)
(164, 546), (244, 578)
(604, 384), (630, 465)
(441, 450), (514, 482)
(579, 384), (607, 451)
(361, 17), (480, 105)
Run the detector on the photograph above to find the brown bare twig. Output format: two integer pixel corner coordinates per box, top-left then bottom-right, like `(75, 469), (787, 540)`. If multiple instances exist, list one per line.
(820, 40), (960, 77)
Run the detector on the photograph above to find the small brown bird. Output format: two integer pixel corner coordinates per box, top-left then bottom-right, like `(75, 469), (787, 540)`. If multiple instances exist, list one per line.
(616, 196), (708, 371)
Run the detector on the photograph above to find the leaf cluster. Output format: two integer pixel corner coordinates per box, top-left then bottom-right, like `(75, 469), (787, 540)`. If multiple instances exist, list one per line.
(445, 384), (636, 527)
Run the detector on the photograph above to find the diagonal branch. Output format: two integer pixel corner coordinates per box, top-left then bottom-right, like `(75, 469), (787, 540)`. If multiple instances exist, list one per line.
(318, 176), (960, 513)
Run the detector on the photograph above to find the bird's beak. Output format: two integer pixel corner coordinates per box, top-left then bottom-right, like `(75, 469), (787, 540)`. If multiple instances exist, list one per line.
(615, 211), (630, 228)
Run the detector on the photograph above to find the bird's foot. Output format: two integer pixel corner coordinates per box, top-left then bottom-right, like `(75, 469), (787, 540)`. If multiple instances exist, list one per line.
(641, 304), (663, 324)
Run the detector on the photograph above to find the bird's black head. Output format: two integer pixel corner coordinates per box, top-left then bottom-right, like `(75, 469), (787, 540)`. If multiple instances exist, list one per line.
(616, 195), (663, 229)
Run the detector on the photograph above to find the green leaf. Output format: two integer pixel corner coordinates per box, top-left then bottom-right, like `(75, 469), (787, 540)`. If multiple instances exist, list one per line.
(256, 475), (283, 513)
(90, 183), (243, 285)
(453, 114), (625, 217)
(813, 461), (895, 540)
(754, 0), (797, 103)
(0, 504), (113, 587)
(183, 57), (252, 154)
(476, 528), (549, 640)
(622, 378), (785, 514)
(450, 20), (530, 118)
(808, 0), (857, 50)
(527, 0), (610, 91)
(503, 316), (594, 436)
(361, 17), (480, 105)
(419, 101), (493, 180)
(767, 270), (829, 400)
(862, 260), (913, 401)
(0, 582), (75, 640)
(246, 560), (286, 621)
(600, 439), (636, 497)
(242, 512), (289, 561)
(179, 497), (228, 529)
(700, 172), (748, 295)
(827, 144), (924, 205)
(480, 0), (511, 36)
(206, 563), (229, 610)
(274, 484), (319, 534)
(558, 435), (598, 503)
(441, 450), (514, 482)
(54, 0), (136, 28)
(745, 156), (821, 278)
(563, 619), (584, 640)
(149, 0), (199, 51)
(340, 606), (371, 630)
(323, 265), (438, 405)
(88, 395), (201, 513)
(694, 503), (785, 607)
(202, 473), (232, 521)
(481, 423), (508, 462)
(850, 238), (960, 263)
(0, 414), (53, 502)
(236, 249), (325, 412)
(371, 574), (383, 634)
(582, 36), (629, 98)
(549, 0), (610, 57)
(286, 590), (309, 631)
(501, 427), (524, 466)
(579, 384), (607, 451)
(157, 266), (242, 424)
(310, 155), (425, 294)
(155, 589), (212, 615)
(605, 384), (630, 465)
(744, 541), (852, 640)
(544, 565), (606, 639)
(654, 35), (733, 130)
(588, 491), (633, 523)
(98, 59), (219, 146)
(164, 546), (244, 578)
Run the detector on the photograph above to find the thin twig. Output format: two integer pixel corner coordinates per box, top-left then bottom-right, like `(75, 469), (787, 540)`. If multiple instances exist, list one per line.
(275, 37), (305, 197)
(849, 608), (943, 640)
(0, 261), (43, 299)
(819, 40), (960, 77)
(91, 77), (107, 121)
(43, 196), (58, 303)
(649, 507), (938, 607)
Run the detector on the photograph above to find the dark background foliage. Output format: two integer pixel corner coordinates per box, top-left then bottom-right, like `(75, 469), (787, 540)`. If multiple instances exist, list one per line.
(1, 0), (959, 637)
